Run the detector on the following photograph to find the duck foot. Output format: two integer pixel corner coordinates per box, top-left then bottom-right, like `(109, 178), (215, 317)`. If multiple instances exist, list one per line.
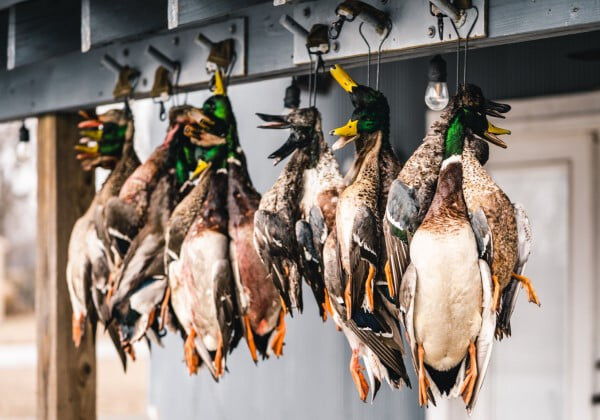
(271, 310), (286, 357)
(460, 341), (478, 405)
(491, 275), (501, 312)
(384, 260), (395, 297)
(512, 272), (541, 306)
(243, 315), (258, 363)
(417, 343), (430, 407)
(365, 264), (376, 312)
(214, 332), (224, 378)
(158, 287), (171, 331)
(322, 288), (333, 321)
(72, 313), (85, 347)
(184, 328), (199, 375)
(350, 349), (369, 402)
(123, 341), (136, 362)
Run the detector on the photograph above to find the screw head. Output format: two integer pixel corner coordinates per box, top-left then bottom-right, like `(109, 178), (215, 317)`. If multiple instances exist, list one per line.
(229, 23), (237, 34)
(333, 41), (340, 52)
(427, 26), (436, 38)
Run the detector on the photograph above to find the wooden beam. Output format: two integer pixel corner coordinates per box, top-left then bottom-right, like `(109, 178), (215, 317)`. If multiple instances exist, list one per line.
(168, 0), (269, 29)
(36, 113), (96, 420)
(81, 0), (166, 52)
(7, 0), (80, 69)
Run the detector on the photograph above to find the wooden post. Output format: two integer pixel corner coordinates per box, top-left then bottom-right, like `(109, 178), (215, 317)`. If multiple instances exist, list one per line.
(36, 113), (96, 420)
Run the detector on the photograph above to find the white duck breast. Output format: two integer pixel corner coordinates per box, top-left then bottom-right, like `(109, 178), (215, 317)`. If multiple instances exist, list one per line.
(182, 229), (229, 351)
(410, 223), (483, 371)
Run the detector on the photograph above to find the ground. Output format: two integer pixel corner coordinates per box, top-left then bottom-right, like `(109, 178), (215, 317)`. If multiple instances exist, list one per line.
(0, 314), (148, 420)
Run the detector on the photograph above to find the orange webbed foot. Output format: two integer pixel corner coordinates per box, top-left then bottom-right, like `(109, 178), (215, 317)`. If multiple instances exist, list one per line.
(512, 272), (541, 306)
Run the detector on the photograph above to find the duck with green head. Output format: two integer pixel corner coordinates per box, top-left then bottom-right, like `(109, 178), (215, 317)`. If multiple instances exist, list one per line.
(255, 107), (345, 322)
(399, 85), (515, 409)
(67, 109), (139, 369)
(99, 106), (200, 281)
(384, 84), (511, 302)
(327, 64), (409, 401)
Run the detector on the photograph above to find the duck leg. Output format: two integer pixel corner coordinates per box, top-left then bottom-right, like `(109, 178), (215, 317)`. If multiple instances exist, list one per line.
(384, 260), (395, 297)
(214, 332), (224, 378)
(243, 315), (258, 363)
(322, 288), (333, 320)
(72, 313), (85, 347)
(491, 275), (501, 311)
(271, 310), (286, 357)
(417, 343), (430, 407)
(350, 349), (369, 402)
(365, 265), (376, 311)
(184, 328), (200, 375)
(344, 276), (352, 319)
(511, 272), (541, 306)
(158, 287), (171, 331)
(460, 341), (478, 405)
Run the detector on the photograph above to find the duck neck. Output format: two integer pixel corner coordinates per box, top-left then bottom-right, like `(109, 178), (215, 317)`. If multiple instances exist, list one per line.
(444, 113), (466, 159)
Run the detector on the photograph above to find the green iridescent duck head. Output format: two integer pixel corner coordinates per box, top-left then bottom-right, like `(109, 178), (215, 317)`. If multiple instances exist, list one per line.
(75, 109), (132, 170)
(329, 64), (390, 151)
(256, 107), (320, 165)
(443, 84), (511, 158)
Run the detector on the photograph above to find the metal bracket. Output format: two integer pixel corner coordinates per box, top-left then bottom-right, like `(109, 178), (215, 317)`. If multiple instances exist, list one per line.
(290, 0), (486, 65)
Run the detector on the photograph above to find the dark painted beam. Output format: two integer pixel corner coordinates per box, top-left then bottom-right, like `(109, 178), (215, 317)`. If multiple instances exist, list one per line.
(81, 0), (166, 52)
(0, 10), (7, 69)
(7, 0), (80, 69)
(168, 0), (270, 29)
(0, 0), (27, 9)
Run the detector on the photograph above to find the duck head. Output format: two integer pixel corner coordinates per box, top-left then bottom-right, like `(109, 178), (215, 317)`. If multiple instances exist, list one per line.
(329, 64), (390, 151)
(443, 84), (511, 158)
(75, 109), (133, 170)
(184, 70), (234, 148)
(256, 107), (320, 165)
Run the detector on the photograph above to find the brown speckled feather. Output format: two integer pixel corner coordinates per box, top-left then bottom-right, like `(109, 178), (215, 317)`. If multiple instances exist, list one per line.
(462, 138), (518, 292)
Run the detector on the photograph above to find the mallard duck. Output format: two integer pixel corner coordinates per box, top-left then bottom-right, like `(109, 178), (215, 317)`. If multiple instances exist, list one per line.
(384, 85), (512, 302)
(100, 105), (199, 275)
(324, 65), (409, 401)
(255, 107), (344, 320)
(177, 167), (240, 379)
(187, 71), (286, 362)
(399, 90), (513, 409)
(109, 175), (176, 358)
(328, 64), (401, 318)
(66, 109), (138, 369)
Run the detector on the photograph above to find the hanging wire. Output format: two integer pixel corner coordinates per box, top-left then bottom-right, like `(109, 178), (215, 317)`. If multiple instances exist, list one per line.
(306, 45), (314, 107)
(449, 6), (479, 89)
(463, 6), (479, 85)
(358, 22), (371, 87)
(375, 21), (392, 91)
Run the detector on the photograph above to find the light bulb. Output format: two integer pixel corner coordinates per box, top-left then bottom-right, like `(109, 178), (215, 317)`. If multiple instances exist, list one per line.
(16, 120), (31, 163)
(424, 81), (449, 111)
(425, 54), (449, 111)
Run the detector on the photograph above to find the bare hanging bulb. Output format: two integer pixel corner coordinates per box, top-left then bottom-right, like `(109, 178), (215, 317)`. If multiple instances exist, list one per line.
(425, 55), (449, 111)
(16, 120), (31, 163)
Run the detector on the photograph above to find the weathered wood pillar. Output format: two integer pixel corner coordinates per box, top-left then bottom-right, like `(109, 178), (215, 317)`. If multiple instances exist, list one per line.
(36, 113), (96, 420)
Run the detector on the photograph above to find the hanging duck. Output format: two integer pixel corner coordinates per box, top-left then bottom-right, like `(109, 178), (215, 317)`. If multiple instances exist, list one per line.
(328, 64), (401, 318)
(325, 64), (409, 401)
(399, 86), (515, 409)
(107, 107), (204, 358)
(66, 109), (139, 369)
(171, 142), (239, 379)
(255, 106), (345, 320)
(99, 105), (203, 278)
(384, 84), (510, 300)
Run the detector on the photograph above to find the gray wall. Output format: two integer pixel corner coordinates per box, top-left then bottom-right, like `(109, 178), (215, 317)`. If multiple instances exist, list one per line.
(140, 30), (600, 420)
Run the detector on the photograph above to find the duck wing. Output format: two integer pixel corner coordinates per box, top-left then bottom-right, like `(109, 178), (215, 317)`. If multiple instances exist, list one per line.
(384, 180), (419, 302)
(296, 219), (325, 318)
(253, 210), (303, 314)
(213, 259), (241, 355)
(496, 203), (533, 338)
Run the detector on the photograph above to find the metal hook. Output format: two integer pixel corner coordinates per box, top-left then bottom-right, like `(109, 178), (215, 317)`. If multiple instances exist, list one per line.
(376, 22), (391, 91)
(449, 5), (478, 88)
(358, 22), (371, 87)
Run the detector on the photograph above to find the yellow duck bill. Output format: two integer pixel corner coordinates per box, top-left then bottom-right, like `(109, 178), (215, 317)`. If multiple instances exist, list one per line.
(330, 119), (359, 151)
(483, 121), (511, 148)
(330, 64), (358, 93)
